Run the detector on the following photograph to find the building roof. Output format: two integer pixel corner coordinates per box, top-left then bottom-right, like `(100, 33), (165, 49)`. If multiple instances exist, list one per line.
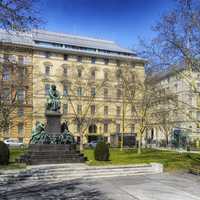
(152, 65), (186, 82)
(32, 30), (134, 54)
(0, 29), (146, 62)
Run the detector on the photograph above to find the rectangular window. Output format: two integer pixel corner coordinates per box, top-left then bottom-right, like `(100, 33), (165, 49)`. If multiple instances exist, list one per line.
(3, 54), (9, 62)
(17, 89), (25, 103)
(104, 106), (108, 116)
(18, 137), (23, 143)
(116, 124), (120, 133)
(91, 87), (96, 97)
(44, 52), (51, 58)
(131, 106), (134, 115)
(104, 123), (108, 133)
(63, 104), (68, 114)
(18, 55), (24, 64)
(77, 69), (82, 78)
(77, 56), (82, 62)
(104, 59), (109, 65)
(18, 67), (26, 78)
(131, 124), (135, 133)
(63, 67), (67, 76)
(45, 84), (50, 95)
(91, 57), (96, 64)
(116, 60), (120, 66)
(77, 105), (82, 115)
(63, 85), (68, 96)
(18, 106), (24, 117)
(63, 54), (68, 61)
(77, 87), (83, 96)
(91, 70), (95, 79)
(18, 123), (24, 137)
(104, 88), (108, 98)
(2, 88), (10, 100)
(104, 71), (108, 80)
(116, 106), (121, 116)
(2, 67), (10, 80)
(77, 122), (81, 132)
(117, 89), (122, 98)
(91, 105), (95, 115)
(45, 66), (50, 75)
(3, 126), (10, 138)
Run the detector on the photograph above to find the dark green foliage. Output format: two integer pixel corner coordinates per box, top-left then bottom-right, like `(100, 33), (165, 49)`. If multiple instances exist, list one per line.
(0, 141), (10, 165)
(94, 141), (109, 161)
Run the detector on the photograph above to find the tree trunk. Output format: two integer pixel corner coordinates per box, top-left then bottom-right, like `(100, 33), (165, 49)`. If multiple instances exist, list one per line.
(137, 132), (142, 154)
(166, 135), (169, 147)
(79, 133), (84, 152)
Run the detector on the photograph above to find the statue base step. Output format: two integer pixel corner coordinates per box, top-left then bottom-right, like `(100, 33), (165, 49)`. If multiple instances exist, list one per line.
(19, 144), (86, 165)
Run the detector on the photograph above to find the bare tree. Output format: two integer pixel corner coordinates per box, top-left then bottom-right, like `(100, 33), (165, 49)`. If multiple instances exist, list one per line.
(62, 69), (106, 151)
(140, 0), (200, 74)
(0, 50), (33, 138)
(0, 0), (41, 137)
(0, 0), (42, 32)
(138, 0), (200, 144)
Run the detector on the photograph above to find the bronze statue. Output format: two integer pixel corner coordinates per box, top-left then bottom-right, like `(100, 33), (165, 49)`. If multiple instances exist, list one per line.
(60, 121), (75, 144)
(46, 85), (61, 112)
(30, 122), (50, 144)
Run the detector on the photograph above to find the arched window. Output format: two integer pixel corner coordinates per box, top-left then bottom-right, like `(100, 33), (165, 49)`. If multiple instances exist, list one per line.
(91, 70), (95, 79)
(104, 71), (108, 80)
(44, 62), (53, 76)
(77, 69), (82, 78)
(45, 66), (50, 75)
(116, 69), (122, 79)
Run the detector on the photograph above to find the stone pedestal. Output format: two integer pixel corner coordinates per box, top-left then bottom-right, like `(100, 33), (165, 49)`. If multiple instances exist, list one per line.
(45, 112), (62, 137)
(26, 144), (85, 165)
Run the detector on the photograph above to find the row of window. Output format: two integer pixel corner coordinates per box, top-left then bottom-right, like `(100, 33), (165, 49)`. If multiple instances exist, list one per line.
(76, 123), (135, 134)
(3, 123), (25, 136)
(2, 66), (27, 81)
(44, 65), (123, 80)
(62, 104), (134, 116)
(2, 88), (26, 102)
(2, 54), (31, 65)
(45, 84), (123, 98)
(44, 51), (112, 65)
(4, 122), (135, 138)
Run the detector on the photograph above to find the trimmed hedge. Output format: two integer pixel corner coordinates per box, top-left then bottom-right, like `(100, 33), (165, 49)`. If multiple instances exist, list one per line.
(94, 141), (109, 161)
(0, 141), (10, 165)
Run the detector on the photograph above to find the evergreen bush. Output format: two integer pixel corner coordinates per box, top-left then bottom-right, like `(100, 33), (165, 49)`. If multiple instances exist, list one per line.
(94, 140), (109, 161)
(0, 141), (10, 165)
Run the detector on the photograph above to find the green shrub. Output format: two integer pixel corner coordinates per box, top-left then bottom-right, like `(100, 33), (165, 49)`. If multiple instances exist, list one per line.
(94, 141), (109, 161)
(0, 141), (10, 165)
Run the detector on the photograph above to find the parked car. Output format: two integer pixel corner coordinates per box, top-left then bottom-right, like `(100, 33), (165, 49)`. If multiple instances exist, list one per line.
(4, 139), (24, 148)
(88, 141), (97, 148)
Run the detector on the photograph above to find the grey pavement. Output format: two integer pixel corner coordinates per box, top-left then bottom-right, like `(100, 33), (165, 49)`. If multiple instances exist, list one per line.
(0, 173), (200, 200)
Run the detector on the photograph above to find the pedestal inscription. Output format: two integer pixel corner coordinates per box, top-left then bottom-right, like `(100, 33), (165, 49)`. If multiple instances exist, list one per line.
(45, 112), (62, 137)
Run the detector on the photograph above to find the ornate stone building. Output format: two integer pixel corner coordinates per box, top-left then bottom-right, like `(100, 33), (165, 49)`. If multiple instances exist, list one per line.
(0, 31), (33, 143)
(0, 30), (145, 144)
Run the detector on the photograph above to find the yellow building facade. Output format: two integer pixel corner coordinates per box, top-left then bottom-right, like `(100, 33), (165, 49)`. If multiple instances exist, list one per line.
(0, 30), (145, 145)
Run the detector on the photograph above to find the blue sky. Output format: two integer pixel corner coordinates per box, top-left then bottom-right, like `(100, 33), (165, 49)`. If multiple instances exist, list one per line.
(39, 0), (175, 49)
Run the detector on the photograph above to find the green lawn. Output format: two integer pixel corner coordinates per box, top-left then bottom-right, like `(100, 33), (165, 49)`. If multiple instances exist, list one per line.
(0, 147), (27, 170)
(84, 148), (200, 172)
(1, 147), (200, 172)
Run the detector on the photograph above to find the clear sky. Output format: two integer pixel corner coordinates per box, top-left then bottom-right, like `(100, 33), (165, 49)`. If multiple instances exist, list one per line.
(39, 0), (176, 50)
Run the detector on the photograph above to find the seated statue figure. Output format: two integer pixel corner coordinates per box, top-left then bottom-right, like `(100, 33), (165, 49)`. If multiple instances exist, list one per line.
(60, 121), (75, 144)
(46, 85), (61, 112)
(29, 122), (51, 144)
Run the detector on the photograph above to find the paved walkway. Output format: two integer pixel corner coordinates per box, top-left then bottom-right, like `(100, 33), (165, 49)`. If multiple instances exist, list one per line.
(154, 147), (200, 154)
(0, 173), (200, 200)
